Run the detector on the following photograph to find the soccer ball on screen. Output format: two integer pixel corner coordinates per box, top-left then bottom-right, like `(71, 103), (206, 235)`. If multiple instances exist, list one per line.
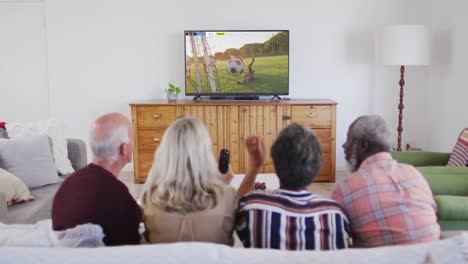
(226, 56), (244, 75)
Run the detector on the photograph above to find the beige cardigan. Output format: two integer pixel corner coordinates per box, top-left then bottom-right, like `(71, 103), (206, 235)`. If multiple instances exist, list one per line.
(143, 185), (238, 246)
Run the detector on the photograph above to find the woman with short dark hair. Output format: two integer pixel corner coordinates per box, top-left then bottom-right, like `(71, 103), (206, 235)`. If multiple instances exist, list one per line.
(236, 123), (352, 250)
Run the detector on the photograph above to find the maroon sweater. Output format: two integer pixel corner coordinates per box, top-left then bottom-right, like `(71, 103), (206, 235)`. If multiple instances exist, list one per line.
(52, 164), (142, 246)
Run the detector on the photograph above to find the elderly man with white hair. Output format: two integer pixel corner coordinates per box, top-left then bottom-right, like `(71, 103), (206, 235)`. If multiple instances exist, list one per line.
(332, 115), (440, 248)
(52, 113), (142, 246)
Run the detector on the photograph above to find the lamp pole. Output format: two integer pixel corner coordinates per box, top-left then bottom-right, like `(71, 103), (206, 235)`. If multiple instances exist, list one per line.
(397, 65), (405, 151)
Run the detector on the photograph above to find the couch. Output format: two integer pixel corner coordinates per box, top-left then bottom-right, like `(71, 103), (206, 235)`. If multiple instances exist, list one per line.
(0, 127), (87, 224)
(0, 233), (467, 264)
(391, 151), (468, 230)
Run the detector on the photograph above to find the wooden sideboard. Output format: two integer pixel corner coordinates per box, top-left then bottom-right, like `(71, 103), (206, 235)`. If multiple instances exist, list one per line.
(130, 99), (337, 183)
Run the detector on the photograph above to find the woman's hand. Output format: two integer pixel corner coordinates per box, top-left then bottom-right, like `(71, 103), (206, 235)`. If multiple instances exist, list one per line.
(245, 136), (265, 170)
(237, 136), (265, 197)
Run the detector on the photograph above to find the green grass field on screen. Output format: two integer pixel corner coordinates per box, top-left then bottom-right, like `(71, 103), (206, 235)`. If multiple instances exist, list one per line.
(186, 55), (288, 94)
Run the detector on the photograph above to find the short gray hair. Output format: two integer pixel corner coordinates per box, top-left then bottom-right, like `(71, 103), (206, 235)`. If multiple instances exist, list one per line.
(350, 115), (391, 152)
(271, 123), (322, 189)
(89, 123), (129, 162)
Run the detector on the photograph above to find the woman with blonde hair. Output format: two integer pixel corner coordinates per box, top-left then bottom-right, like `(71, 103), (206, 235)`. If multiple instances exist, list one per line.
(140, 117), (264, 245)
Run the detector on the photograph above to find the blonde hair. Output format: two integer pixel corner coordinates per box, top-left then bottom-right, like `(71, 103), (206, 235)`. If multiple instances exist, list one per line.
(141, 117), (219, 214)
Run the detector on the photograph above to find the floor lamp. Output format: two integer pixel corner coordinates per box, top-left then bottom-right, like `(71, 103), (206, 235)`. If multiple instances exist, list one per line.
(379, 25), (431, 151)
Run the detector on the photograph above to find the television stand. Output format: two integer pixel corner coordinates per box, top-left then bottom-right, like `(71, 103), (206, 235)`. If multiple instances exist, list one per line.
(271, 95), (283, 100)
(193, 95), (202, 101)
(130, 99), (337, 183)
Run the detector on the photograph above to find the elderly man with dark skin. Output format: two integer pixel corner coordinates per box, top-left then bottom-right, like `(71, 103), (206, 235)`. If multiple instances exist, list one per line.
(332, 115), (440, 247)
(52, 113), (142, 246)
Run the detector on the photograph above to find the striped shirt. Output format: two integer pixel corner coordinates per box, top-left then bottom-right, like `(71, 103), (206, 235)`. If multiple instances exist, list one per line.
(235, 189), (351, 250)
(331, 152), (440, 247)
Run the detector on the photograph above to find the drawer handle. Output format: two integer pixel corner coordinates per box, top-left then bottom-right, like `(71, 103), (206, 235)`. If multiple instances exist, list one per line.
(153, 138), (161, 142)
(307, 112), (317, 118)
(152, 114), (161, 119)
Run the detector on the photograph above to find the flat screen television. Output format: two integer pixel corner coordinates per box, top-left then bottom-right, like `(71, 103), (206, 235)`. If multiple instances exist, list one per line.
(185, 30), (289, 97)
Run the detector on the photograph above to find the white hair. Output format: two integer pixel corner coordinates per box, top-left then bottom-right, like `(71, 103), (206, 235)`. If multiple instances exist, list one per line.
(89, 123), (129, 162)
(140, 117), (219, 214)
(350, 115), (392, 151)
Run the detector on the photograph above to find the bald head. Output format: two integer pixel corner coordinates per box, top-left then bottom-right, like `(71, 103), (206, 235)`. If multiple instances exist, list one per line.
(89, 113), (133, 163)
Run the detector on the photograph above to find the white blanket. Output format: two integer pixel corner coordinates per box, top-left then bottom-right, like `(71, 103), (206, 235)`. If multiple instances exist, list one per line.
(0, 233), (467, 264)
(0, 219), (104, 247)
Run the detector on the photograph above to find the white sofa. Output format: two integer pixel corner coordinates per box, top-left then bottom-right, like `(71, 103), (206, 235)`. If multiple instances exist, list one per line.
(0, 127), (87, 224)
(0, 233), (467, 264)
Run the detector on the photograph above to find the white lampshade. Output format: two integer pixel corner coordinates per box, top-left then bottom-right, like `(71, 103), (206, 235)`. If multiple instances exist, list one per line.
(379, 25), (431, 65)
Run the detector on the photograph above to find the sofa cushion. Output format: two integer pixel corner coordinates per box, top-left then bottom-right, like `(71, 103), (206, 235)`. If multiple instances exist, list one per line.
(423, 174), (468, 196)
(3, 180), (63, 224)
(0, 168), (34, 206)
(6, 120), (75, 175)
(0, 134), (61, 188)
(418, 166), (468, 175)
(0, 234), (467, 264)
(392, 151), (451, 167)
(434, 195), (468, 221)
(439, 220), (468, 231)
(447, 128), (468, 167)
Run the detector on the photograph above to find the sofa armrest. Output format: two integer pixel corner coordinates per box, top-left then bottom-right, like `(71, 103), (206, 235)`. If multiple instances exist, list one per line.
(0, 192), (7, 222)
(391, 151), (451, 167)
(435, 195), (468, 221)
(67, 138), (87, 171)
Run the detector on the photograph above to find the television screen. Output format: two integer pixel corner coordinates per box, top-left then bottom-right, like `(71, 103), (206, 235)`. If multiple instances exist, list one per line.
(185, 30), (289, 96)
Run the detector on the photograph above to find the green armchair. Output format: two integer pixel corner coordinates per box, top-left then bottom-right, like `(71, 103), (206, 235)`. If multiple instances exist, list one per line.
(391, 151), (468, 230)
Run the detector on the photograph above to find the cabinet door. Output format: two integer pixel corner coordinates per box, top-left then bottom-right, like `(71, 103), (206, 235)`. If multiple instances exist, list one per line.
(137, 151), (154, 183)
(239, 105), (291, 173)
(291, 105), (335, 182)
(177, 105), (240, 172)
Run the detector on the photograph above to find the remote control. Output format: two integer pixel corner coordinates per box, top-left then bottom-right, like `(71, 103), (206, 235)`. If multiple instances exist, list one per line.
(218, 149), (230, 174)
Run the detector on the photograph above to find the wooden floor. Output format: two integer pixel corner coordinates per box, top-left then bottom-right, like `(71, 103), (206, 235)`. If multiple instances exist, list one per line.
(120, 171), (345, 200)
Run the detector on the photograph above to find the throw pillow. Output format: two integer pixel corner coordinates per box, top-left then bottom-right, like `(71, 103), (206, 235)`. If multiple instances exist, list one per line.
(447, 128), (468, 167)
(0, 134), (61, 188)
(0, 168), (34, 205)
(6, 119), (74, 175)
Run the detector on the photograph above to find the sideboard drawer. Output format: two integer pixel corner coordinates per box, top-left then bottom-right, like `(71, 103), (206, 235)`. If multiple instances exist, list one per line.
(138, 151), (154, 180)
(137, 129), (165, 151)
(315, 154), (331, 181)
(137, 106), (176, 128)
(291, 106), (332, 128)
(314, 128), (332, 153)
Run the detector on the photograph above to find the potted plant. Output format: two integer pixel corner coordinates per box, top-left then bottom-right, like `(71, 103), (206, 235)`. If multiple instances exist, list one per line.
(165, 83), (181, 102)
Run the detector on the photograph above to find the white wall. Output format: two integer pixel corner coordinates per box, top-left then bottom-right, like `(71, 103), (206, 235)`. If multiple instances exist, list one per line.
(428, 0), (468, 152)
(0, 1), (49, 122)
(1, 0), (432, 171)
